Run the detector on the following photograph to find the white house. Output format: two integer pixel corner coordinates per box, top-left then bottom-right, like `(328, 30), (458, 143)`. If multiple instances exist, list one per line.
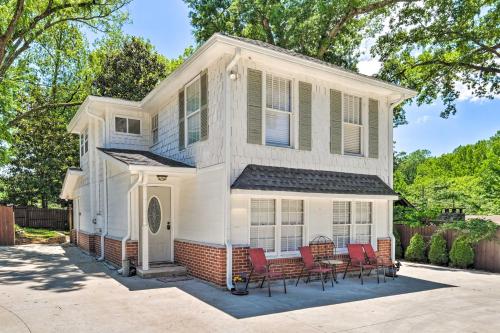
(60, 33), (416, 288)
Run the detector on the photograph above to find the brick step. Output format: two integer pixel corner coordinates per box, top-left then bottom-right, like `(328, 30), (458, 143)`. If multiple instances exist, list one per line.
(137, 264), (187, 279)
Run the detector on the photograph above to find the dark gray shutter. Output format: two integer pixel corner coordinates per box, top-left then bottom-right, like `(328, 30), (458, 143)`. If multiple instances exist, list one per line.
(247, 68), (263, 144)
(200, 70), (209, 141)
(368, 98), (379, 158)
(330, 89), (342, 154)
(298, 81), (312, 150)
(178, 90), (185, 150)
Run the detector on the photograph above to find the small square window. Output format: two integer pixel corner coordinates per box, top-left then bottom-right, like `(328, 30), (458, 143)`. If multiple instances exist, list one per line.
(115, 117), (127, 133)
(128, 118), (141, 134)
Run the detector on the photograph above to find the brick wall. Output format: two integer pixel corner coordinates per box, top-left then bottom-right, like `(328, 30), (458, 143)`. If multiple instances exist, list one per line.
(174, 239), (226, 286)
(377, 238), (391, 261)
(77, 231), (96, 254)
(102, 237), (138, 267)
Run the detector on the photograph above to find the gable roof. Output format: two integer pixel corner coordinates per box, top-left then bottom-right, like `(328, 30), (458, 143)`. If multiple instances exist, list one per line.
(231, 164), (397, 197)
(97, 148), (194, 168)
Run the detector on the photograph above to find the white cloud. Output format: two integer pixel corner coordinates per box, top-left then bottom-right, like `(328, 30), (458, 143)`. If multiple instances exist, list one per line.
(415, 115), (430, 124)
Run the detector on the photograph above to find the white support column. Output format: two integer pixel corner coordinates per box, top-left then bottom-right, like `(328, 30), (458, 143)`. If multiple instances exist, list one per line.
(141, 185), (149, 271)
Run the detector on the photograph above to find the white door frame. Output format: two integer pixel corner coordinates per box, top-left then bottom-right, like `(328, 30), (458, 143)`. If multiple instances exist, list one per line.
(141, 183), (175, 270)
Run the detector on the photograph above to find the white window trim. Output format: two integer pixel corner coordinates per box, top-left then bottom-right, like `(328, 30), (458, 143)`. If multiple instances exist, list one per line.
(261, 72), (296, 149)
(184, 74), (201, 147)
(80, 128), (88, 157)
(333, 200), (375, 253)
(151, 113), (159, 146)
(248, 197), (308, 258)
(341, 93), (364, 157)
(114, 115), (142, 136)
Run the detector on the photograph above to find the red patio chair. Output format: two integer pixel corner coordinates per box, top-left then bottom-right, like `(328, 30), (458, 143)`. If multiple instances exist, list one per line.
(363, 243), (395, 282)
(245, 248), (287, 297)
(296, 246), (334, 291)
(342, 244), (379, 285)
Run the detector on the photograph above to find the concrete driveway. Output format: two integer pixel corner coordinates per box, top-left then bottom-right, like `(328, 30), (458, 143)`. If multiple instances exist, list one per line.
(0, 244), (499, 333)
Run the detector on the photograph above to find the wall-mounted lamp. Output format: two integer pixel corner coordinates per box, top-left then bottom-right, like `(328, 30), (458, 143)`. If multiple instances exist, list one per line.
(229, 71), (239, 80)
(157, 175), (168, 181)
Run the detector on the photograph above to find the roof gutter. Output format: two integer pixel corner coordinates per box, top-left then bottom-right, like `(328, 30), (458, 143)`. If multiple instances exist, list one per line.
(224, 47), (241, 291)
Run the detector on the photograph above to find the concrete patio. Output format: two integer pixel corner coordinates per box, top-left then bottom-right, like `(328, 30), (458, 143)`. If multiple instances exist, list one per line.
(1, 244), (499, 332)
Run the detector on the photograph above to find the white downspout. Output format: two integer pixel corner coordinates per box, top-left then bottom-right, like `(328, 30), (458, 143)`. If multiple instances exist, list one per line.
(122, 172), (143, 264)
(97, 160), (108, 261)
(86, 107), (107, 259)
(224, 48), (241, 290)
(387, 95), (406, 261)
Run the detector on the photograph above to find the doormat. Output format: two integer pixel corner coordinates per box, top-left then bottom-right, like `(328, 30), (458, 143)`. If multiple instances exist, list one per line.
(157, 276), (193, 283)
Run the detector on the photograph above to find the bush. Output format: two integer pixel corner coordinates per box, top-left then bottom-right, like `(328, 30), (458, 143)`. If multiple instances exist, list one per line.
(449, 236), (474, 268)
(428, 233), (448, 265)
(405, 233), (426, 262)
(394, 228), (403, 259)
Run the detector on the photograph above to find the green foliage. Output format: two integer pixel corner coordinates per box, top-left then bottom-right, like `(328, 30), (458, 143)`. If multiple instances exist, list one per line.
(394, 133), (500, 215)
(394, 206), (440, 227)
(428, 233), (448, 265)
(449, 236), (474, 268)
(405, 233), (426, 262)
(393, 228), (403, 259)
(374, 0), (499, 123)
(440, 219), (498, 245)
(92, 36), (180, 101)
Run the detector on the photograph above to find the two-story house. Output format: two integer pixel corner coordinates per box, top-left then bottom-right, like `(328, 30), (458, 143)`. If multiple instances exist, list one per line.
(60, 33), (416, 288)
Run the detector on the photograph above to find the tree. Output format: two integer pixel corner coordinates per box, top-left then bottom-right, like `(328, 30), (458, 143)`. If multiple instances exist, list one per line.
(0, 0), (131, 82)
(92, 36), (186, 101)
(374, 0), (499, 123)
(184, 0), (415, 70)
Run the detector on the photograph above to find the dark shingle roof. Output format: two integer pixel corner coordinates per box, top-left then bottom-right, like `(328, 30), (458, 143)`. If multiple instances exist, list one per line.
(98, 148), (194, 168)
(231, 164), (396, 196)
(219, 33), (412, 92)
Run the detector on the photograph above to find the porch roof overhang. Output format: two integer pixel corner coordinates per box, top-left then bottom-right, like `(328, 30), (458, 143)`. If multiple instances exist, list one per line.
(231, 164), (399, 200)
(97, 148), (196, 176)
(60, 167), (83, 200)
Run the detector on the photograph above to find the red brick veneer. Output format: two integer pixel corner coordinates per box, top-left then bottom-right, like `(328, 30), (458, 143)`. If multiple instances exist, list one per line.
(174, 239), (226, 286)
(76, 231), (96, 254)
(377, 238), (391, 261)
(103, 237), (138, 267)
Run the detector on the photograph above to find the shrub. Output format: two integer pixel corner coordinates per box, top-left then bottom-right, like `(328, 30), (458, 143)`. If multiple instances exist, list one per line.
(428, 233), (448, 265)
(394, 228), (403, 259)
(449, 236), (474, 268)
(405, 233), (426, 262)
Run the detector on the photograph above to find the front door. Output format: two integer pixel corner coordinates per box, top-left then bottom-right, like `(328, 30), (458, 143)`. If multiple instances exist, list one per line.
(147, 186), (171, 263)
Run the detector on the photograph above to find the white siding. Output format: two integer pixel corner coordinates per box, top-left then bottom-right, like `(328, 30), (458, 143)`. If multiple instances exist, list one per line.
(229, 57), (391, 184)
(106, 106), (150, 150)
(106, 164), (130, 238)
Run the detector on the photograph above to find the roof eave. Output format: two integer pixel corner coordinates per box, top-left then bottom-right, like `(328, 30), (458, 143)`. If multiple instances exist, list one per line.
(231, 189), (398, 200)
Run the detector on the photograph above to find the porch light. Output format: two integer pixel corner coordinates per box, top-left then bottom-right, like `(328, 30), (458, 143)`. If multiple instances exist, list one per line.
(157, 175), (168, 181)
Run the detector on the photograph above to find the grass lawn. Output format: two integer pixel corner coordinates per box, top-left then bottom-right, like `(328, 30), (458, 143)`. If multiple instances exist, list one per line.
(15, 225), (62, 239)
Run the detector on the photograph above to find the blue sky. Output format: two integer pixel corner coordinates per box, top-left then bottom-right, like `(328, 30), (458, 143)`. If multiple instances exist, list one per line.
(121, 0), (499, 156)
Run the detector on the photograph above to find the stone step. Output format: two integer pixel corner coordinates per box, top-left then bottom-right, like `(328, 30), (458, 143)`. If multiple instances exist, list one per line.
(137, 264), (187, 279)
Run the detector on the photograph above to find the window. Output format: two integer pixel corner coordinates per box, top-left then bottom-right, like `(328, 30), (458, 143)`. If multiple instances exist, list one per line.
(265, 74), (291, 147)
(80, 128), (88, 156)
(186, 78), (201, 145)
(115, 117), (141, 135)
(250, 199), (276, 253)
(353, 202), (372, 244)
(281, 199), (304, 253)
(332, 202), (351, 249)
(343, 94), (362, 155)
(250, 198), (305, 256)
(151, 114), (159, 144)
(333, 201), (373, 250)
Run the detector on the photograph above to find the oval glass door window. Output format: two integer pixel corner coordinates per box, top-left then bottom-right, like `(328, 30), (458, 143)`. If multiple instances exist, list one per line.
(148, 197), (161, 234)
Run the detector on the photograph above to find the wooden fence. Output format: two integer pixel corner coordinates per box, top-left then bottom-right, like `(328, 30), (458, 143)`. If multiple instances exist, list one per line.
(395, 224), (500, 273)
(0, 205), (15, 245)
(14, 206), (69, 231)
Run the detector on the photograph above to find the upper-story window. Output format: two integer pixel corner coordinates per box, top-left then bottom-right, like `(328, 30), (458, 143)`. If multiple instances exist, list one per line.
(186, 77), (201, 145)
(80, 128), (88, 157)
(151, 114), (159, 144)
(343, 94), (362, 155)
(115, 116), (140, 135)
(265, 74), (291, 147)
